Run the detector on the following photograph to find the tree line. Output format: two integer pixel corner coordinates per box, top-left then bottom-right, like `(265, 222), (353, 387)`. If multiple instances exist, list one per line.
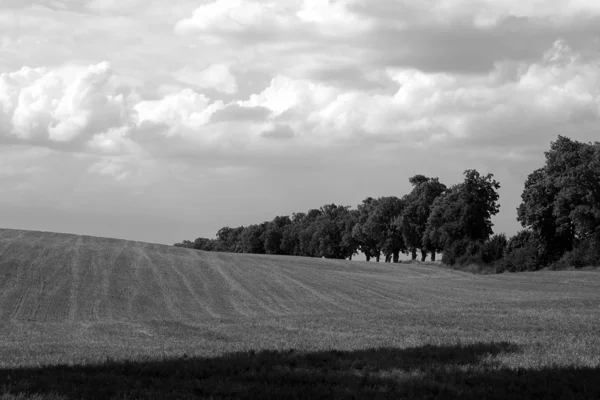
(175, 136), (600, 272)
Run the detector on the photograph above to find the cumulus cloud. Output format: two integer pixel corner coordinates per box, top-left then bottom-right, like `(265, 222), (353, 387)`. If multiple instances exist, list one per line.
(174, 0), (290, 39)
(174, 63), (238, 94)
(261, 124), (295, 140)
(133, 88), (225, 138)
(234, 40), (600, 150)
(296, 0), (372, 35)
(209, 104), (271, 123)
(0, 62), (134, 148)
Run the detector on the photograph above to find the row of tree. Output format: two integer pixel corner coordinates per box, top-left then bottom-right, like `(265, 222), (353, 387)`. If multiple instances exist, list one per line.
(176, 136), (600, 272)
(175, 169), (503, 264)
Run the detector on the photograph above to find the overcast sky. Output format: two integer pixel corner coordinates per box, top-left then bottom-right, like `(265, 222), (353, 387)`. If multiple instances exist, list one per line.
(1, 0), (599, 245)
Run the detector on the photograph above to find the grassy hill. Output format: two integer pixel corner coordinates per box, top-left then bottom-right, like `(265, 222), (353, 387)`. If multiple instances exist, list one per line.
(1, 228), (600, 399)
(2, 228), (597, 323)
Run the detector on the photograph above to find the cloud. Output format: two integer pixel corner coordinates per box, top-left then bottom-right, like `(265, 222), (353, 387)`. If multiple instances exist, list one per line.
(261, 124), (295, 140)
(0, 62), (135, 149)
(209, 104), (271, 123)
(174, 0), (290, 40)
(88, 158), (130, 181)
(133, 88), (225, 139)
(174, 63), (238, 94)
(233, 40), (600, 151)
(296, 0), (372, 36)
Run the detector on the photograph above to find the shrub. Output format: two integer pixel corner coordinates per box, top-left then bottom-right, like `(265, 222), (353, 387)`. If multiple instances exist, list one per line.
(443, 235), (507, 269)
(554, 232), (600, 269)
(497, 244), (539, 273)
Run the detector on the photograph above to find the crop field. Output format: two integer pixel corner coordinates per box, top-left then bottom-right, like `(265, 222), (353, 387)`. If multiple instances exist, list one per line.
(0, 228), (599, 399)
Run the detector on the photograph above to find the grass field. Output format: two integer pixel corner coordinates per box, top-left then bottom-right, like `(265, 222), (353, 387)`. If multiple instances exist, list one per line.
(1, 228), (599, 399)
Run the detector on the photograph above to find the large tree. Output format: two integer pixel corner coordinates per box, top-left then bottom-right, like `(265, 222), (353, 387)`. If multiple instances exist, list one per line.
(263, 215), (292, 255)
(214, 226), (245, 252)
(399, 175), (446, 261)
(423, 169), (501, 264)
(352, 197), (405, 262)
(352, 198), (381, 261)
(518, 136), (600, 263)
(240, 223), (267, 254)
(371, 196), (406, 262)
(312, 204), (356, 259)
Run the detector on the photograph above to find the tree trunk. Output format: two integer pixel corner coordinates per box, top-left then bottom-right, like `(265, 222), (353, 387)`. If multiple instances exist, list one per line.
(385, 254), (391, 263)
(349, 255), (352, 261)
(365, 254), (371, 262)
(420, 249), (427, 262)
(431, 251), (436, 261)
(411, 248), (417, 260)
(376, 252), (380, 262)
(393, 251), (399, 263)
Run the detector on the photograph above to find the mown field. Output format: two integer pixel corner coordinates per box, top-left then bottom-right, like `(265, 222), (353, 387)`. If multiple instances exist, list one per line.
(0, 228), (599, 399)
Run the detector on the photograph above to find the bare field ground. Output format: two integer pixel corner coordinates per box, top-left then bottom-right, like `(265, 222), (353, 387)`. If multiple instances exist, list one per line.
(0, 228), (599, 399)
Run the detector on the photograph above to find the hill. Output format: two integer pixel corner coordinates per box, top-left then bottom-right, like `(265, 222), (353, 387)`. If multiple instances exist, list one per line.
(1, 228), (600, 399)
(2, 227), (598, 324)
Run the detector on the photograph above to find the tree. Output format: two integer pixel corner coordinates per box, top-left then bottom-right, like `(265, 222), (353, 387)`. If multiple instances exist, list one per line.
(214, 226), (245, 253)
(424, 170), (501, 265)
(340, 209), (359, 260)
(263, 216), (292, 255)
(193, 237), (215, 251)
(370, 197), (406, 262)
(240, 224), (266, 254)
(280, 213), (305, 256)
(299, 209), (323, 257)
(174, 240), (194, 248)
(399, 176), (446, 261)
(352, 198), (381, 261)
(311, 204), (354, 259)
(518, 136), (600, 264)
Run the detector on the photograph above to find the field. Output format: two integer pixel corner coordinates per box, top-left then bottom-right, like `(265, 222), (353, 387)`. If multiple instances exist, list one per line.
(0, 228), (599, 399)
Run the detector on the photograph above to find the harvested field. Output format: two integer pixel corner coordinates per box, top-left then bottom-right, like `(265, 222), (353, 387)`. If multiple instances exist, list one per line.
(1, 228), (599, 399)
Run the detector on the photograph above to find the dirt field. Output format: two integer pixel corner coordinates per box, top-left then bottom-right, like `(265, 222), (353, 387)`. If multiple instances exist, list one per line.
(1, 228), (599, 399)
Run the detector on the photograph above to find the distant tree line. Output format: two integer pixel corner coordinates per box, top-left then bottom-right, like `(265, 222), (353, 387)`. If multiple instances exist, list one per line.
(175, 136), (600, 272)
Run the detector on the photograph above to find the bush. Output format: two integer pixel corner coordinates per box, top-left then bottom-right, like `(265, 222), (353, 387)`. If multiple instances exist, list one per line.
(480, 234), (507, 265)
(497, 244), (539, 273)
(442, 239), (473, 265)
(493, 230), (543, 273)
(442, 235), (507, 269)
(553, 232), (600, 269)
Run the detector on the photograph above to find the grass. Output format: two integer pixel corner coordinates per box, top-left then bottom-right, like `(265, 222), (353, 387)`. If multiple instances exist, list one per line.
(1, 228), (600, 398)
(3, 343), (600, 399)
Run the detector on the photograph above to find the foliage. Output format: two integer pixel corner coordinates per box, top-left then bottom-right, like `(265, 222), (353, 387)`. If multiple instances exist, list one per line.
(518, 136), (600, 265)
(399, 176), (446, 261)
(351, 198), (381, 261)
(173, 136), (599, 272)
(424, 170), (501, 265)
(554, 231), (600, 269)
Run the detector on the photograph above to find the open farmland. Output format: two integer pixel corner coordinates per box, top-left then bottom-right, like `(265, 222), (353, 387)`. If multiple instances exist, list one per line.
(1, 228), (599, 399)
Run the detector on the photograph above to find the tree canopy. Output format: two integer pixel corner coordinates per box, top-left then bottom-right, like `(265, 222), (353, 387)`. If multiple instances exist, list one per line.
(174, 136), (600, 272)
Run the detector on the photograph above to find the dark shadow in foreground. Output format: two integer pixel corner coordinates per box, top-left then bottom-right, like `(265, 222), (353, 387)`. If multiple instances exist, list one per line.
(1, 342), (599, 399)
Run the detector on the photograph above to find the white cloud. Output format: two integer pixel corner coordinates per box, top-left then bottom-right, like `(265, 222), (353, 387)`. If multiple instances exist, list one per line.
(88, 158), (130, 181)
(174, 63), (238, 94)
(174, 0), (289, 37)
(296, 0), (372, 35)
(134, 88), (226, 140)
(134, 88), (219, 127)
(0, 62), (134, 146)
(455, 0), (600, 26)
(234, 40), (600, 148)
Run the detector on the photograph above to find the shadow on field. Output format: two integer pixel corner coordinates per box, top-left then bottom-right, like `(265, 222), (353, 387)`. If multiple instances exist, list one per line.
(1, 342), (599, 399)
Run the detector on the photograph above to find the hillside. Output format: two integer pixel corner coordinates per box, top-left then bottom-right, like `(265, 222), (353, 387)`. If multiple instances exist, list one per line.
(1, 228), (599, 324)
(2, 228), (600, 399)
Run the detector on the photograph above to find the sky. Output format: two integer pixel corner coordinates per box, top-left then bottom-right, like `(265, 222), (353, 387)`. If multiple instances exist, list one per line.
(1, 0), (600, 246)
